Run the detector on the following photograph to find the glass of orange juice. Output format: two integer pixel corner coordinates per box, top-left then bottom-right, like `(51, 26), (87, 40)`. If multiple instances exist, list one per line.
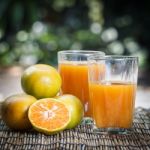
(88, 55), (138, 134)
(58, 50), (105, 117)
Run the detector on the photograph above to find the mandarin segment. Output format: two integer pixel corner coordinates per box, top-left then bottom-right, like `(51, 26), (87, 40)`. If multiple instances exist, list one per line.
(28, 98), (71, 134)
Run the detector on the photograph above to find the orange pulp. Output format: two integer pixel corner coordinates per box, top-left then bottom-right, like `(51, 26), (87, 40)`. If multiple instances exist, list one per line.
(28, 98), (70, 132)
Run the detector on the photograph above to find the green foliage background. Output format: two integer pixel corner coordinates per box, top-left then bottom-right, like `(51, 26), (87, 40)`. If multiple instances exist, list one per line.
(0, 0), (149, 69)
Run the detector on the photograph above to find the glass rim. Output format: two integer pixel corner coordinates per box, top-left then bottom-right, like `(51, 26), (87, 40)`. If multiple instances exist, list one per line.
(88, 55), (138, 61)
(58, 50), (105, 56)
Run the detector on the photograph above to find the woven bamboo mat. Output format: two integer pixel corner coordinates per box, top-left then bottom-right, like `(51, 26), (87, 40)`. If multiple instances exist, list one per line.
(0, 107), (149, 150)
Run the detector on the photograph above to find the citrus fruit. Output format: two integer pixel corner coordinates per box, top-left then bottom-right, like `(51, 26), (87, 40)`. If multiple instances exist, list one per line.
(21, 64), (61, 99)
(28, 98), (71, 134)
(57, 94), (84, 129)
(1, 94), (37, 130)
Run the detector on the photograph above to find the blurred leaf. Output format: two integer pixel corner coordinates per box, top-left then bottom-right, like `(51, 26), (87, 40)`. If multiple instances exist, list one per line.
(52, 0), (75, 11)
(0, 52), (16, 65)
(38, 33), (58, 43)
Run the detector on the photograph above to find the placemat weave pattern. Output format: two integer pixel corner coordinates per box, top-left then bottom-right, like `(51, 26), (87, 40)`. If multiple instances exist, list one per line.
(0, 108), (149, 150)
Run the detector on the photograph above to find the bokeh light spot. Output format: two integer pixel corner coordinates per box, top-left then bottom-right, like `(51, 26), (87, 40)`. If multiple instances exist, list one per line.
(101, 27), (118, 42)
(90, 23), (102, 34)
(17, 31), (28, 42)
(108, 41), (124, 54)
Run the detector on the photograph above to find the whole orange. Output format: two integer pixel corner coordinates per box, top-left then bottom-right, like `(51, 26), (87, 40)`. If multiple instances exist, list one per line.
(1, 94), (37, 130)
(57, 94), (84, 129)
(21, 64), (61, 99)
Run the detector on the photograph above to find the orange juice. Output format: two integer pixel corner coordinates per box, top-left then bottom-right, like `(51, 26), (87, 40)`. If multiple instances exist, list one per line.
(59, 61), (91, 116)
(89, 82), (136, 128)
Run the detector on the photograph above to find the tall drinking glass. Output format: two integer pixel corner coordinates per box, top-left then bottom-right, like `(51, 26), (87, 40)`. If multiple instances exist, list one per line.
(58, 50), (105, 117)
(88, 55), (138, 134)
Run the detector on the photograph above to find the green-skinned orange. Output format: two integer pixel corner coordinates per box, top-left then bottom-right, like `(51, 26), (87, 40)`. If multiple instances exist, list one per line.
(57, 94), (84, 129)
(1, 94), (37, 130)
(21, 64), (61, 99)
